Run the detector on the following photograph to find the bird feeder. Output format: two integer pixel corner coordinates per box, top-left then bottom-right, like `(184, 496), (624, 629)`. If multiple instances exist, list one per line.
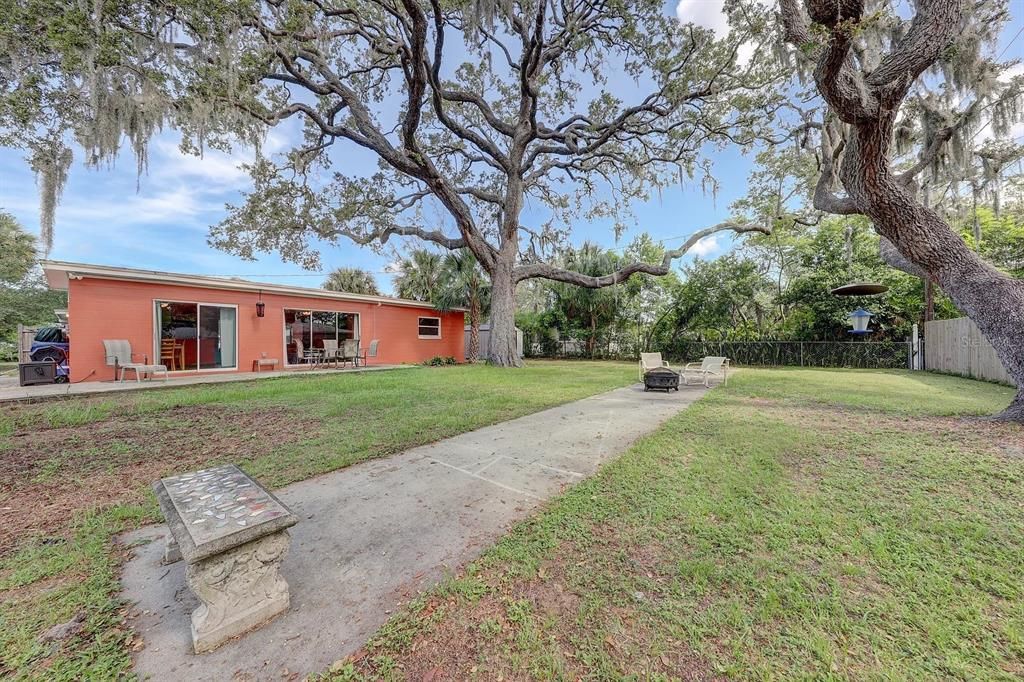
(830, 281), (889, 296)
(848, 307), (873, 335)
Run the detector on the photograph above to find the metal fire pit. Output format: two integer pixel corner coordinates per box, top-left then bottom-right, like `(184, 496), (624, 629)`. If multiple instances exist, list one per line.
(643, 367), (679, 392)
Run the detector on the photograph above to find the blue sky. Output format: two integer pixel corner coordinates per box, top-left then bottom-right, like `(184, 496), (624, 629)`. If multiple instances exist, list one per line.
(1, 1), (1021, 296)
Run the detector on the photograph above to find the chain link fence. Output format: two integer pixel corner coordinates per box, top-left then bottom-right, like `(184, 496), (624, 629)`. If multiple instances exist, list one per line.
(524, 333), (915, 370)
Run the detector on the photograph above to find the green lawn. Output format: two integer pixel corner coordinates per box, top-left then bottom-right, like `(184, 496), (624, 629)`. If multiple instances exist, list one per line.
(0, 361), (634, 680)
(341, 369), (1024, 680)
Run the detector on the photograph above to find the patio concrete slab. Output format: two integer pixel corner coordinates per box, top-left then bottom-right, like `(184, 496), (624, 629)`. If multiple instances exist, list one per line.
(119, 382), (707, 681)
(0, 363), (409, 403)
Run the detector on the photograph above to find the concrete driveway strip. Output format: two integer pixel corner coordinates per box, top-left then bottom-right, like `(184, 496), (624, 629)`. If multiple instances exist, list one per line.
(120, 382), (707, 680)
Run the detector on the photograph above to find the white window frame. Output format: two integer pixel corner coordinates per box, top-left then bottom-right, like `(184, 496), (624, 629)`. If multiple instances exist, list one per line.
(417, 316), (442, 339)
(153, 299), (239, 373)
(282, 308), (362, 367)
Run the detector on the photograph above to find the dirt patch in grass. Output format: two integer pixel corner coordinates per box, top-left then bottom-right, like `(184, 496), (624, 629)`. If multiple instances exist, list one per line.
(0, 569), (85, 603)
(0, 405), (320, 555)
(353, 533), (722, 681)
(757, 402), (1023, 462)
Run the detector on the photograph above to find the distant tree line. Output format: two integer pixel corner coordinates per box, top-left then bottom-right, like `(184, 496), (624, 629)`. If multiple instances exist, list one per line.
(514, 204), (1023, 359)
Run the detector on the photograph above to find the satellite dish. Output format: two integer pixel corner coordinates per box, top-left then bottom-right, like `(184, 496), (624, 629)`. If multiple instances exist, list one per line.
(831, 282), (889, 296)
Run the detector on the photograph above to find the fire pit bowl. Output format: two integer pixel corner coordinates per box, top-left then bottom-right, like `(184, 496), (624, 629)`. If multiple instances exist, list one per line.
(643, 367), (680, 392)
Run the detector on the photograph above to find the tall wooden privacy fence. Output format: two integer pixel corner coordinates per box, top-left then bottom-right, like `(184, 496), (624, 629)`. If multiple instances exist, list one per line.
(924, 317), (1015, 386)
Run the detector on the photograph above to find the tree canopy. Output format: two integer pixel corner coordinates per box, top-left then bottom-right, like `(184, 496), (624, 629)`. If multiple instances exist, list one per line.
(2, 0), (788, 365)
(0, 213), (66, 350)
(0, 212), (37, 283)
(322, 267), (380, 295)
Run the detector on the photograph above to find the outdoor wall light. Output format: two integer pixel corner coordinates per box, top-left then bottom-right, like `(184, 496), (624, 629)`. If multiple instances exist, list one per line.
(256, 290), (266, 318)
(848, 307), (872, 335)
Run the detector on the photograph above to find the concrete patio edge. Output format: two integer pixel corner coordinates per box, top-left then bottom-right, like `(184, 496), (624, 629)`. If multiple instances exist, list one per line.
(0, 363), (413, 403)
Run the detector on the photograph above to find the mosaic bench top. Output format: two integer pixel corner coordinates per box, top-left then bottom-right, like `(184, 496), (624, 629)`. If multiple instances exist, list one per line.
(153, 464), (298, 563)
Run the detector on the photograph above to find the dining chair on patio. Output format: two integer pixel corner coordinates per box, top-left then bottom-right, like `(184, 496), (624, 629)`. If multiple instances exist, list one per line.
(160, 338), (185, 371)
(342, 339), (359, 366)
(354, 339), (379, 367)
(322, 339), (343, 367)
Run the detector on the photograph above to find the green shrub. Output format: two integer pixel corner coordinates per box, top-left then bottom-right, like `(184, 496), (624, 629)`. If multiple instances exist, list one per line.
(423, 356), (458, 366)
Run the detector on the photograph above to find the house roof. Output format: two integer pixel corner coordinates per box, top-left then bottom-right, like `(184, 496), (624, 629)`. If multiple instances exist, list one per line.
(40, 260), (462, 311)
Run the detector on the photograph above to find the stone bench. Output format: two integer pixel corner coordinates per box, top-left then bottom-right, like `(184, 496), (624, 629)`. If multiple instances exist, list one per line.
(153, 464), (299, 653)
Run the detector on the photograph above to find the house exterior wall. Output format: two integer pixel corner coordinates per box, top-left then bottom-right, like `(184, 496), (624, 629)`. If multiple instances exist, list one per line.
(66, 277), (465, 382)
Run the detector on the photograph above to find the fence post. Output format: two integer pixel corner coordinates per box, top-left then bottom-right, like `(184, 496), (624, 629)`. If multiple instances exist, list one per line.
(799, 342), (804, 367)
(911, 323), (920, 370)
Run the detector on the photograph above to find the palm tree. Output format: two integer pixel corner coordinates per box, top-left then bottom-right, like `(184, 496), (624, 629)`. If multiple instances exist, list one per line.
(322, 267), (380, 295)
(550, 243), (622, 357)
(435, 249), (491, 361)
(393, 249), (443, 301)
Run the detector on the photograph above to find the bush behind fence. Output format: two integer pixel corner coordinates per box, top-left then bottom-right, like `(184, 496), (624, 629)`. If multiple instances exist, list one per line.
(524, 334), (913, 370)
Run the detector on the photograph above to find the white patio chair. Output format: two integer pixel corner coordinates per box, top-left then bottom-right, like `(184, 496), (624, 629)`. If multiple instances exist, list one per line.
(103, 339), (168, 382)
(639, 352), (671, 380)
(682, 356), (729, 387)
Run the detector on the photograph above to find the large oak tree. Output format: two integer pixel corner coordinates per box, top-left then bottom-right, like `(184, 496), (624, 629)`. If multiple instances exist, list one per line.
(776, 0), (1024, 420)
(2, 0), (783, 366)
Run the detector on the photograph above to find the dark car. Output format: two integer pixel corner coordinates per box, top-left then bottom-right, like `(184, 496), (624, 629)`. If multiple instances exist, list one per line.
(30, 326), (69, 363)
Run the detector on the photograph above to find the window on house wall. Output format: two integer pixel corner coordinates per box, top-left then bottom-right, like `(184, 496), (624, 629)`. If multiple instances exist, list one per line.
(156, 301), (237, 370)
(284, 308), (360, 364)
(418, 316), (441, 338)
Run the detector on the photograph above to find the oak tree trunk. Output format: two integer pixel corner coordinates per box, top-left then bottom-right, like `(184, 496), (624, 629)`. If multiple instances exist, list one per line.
(843, 124), (1024, 420)
(487, 267), (522, 367)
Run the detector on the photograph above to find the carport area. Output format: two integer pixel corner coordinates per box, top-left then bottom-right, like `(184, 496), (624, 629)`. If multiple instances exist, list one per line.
(119, 383), (707, 680)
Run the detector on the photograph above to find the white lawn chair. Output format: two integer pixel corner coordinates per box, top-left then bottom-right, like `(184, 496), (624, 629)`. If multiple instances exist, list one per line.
(354, 339), (378, 367)
(103, 339), (168, 382)
(639, 352), (671, 380)
(682, 356), (729, 387)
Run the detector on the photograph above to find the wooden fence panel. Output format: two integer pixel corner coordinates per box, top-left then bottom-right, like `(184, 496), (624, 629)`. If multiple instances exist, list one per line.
(17, 325), (38, 363)
(924, 317), (1015, 386)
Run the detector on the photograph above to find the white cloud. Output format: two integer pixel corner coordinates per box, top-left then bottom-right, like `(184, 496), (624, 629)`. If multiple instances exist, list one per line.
(675, 0), (769, 65)
(1001, 63), (1024, 82)
(689, 233), (722, 257)
(675, 0), (730, 33)
(149, 129), (292, 192)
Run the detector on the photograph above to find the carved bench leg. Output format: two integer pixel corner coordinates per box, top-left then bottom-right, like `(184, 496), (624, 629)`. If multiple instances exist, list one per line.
(163, 536), (182, 564)
(185, 530), (292, 654)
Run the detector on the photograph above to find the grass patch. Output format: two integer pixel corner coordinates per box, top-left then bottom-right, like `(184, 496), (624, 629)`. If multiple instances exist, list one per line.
(346, 369), (1023, 680)
(0, 361), (634, 679)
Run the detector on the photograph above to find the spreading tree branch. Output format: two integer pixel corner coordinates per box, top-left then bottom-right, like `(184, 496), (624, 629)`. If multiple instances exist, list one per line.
(514, 222), (772, 286)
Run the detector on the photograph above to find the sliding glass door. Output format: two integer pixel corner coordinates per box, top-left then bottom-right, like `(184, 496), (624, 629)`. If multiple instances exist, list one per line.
(157, 301), (237, 371)
(284, 309), (359, 364)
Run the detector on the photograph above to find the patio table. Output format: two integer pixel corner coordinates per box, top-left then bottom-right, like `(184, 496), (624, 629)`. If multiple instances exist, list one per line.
(302, 348), (325, 369)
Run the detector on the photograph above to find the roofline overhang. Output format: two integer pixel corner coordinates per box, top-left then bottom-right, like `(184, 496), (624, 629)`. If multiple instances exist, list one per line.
(40, 260), (466, 312)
